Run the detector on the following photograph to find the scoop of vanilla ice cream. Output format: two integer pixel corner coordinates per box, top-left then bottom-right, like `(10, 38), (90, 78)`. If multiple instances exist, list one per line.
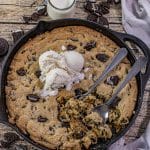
(63, 51), (84, 72)
(41, 68), (71, 97)
(39, 50), (61, 73)
(39, 50), (85, 97)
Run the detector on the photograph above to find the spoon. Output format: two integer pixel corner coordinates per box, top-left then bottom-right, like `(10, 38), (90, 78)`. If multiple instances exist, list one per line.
(94, 56), (147, 123)
(76, 48), (128, 99)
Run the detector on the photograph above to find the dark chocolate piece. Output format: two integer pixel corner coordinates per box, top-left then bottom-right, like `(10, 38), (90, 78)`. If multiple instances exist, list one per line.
(96, 53), (109, 62)
(67, 44), (77, 50)
(16, 68), (26, 76)
(26, 94), (40, 102)
(84, 41), (96, 51)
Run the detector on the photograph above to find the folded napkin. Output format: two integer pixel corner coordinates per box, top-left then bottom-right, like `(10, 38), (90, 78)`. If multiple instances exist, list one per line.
(122, 0), (150, 48)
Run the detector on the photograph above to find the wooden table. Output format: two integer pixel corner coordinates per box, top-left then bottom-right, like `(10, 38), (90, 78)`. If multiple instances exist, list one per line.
(0, 0), (149, 149)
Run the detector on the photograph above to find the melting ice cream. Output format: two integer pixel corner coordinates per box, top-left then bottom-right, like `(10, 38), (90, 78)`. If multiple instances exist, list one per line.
(39, 50), (84, 96)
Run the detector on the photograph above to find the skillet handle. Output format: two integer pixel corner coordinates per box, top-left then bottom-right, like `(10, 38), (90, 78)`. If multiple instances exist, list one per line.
(111, 31), (150, 88)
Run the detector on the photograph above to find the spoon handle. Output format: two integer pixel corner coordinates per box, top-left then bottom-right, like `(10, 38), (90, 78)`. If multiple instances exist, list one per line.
(106, 57), (147, 106)
(82, 48), (128, 98)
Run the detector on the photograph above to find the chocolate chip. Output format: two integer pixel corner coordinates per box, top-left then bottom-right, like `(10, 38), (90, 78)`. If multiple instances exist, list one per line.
(26, 94), (40, 102)
(67, 44), (77, 50)
(0, 140), (10, 148)
(4, 132), (19, 143)
(84, 41), (96, 51)
(31, 12), (39, 21)
(73, 131), (85, 139)
(0, 38), (9, 56)
(38, 116), (48, 122)
(12, 30), (24, 43)
(96, 53), (109, 62)
(35, 70), (41, 78)
(87, 14), (98, 22)
(23, 16), (31, 23)
(105, 75), (120, 86)
(16, 68), (26, 76)
(97, 16), (109, 27)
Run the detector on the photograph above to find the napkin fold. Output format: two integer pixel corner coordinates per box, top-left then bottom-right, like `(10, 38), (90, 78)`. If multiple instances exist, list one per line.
(122, 0), (150, 48)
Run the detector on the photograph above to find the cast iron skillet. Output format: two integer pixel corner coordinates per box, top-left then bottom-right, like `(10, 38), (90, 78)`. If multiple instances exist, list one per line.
(0, 19), (150, 150)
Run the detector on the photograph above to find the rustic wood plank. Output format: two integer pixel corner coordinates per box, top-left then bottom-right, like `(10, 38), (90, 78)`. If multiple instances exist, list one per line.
(0, 3), (122, 24)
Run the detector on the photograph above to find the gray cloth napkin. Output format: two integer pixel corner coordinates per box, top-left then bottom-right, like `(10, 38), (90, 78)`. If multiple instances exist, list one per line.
(122, 0), (150, 48)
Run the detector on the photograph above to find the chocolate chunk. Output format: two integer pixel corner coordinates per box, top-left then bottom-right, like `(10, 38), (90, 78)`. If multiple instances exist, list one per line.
(61, 122), (70, 128)
(97, 16), (109, 26)
(107, 0), (114, 4)
(84, 1), (94, 12)
(35, 70), (41, 78)
(23, 16), (31, 23)
(0, 140), (11, 148)
(74, 88), (86, 98)
(96, 53), (109, 62)
(38, 116), (48, 122)
(4, 132), (19, 143)
(87, 14), (98, 22)
(26, 94), (40, 102)
(67, 44), (77, 50)
(12, 30), (24, 43)
(0, 38), (9, 56)
(105, 75), (120, 86)
(36, 5), (46, 16)
(73, 131), (85, 139)
(70, 37), (79, 42)
(16, 68), (26, 76)
(31, 12), (39, 21)
(84, 41), (96, 51)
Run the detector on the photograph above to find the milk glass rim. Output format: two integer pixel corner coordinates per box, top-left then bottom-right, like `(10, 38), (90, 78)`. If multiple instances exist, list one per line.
(48, 0), (76, 11)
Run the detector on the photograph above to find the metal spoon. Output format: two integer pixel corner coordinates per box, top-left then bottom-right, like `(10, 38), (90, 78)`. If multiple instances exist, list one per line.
(94, 57), (147, 123)
(76, 48), (128, 99)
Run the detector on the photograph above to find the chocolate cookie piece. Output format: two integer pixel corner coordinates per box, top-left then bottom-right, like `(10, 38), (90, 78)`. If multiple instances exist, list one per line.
(31, 12), (39, 21)
(35, 70), (41, 78)
(26, 94), (40, 102)
(87, 14), (98, 22)
(0, 38), (9, 56)
(12, 30), (24, 43)
(4, 132), (19, 143)
(96, 53), (109, 62)
(22, 16), (31, 24)
(0, 140), (10, 148)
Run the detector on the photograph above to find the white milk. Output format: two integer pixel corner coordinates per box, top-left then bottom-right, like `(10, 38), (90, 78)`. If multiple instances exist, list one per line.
(47, 0), (75, 19)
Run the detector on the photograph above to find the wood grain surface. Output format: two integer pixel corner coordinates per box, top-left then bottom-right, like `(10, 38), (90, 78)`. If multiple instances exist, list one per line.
(0, 0), (149, 149)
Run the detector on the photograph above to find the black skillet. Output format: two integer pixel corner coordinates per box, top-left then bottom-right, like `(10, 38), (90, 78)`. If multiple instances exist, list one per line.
(0, 19), (150, 150)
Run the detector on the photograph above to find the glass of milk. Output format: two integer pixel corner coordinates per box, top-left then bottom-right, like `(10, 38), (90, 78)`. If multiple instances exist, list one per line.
(47, 0), (76, 19)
